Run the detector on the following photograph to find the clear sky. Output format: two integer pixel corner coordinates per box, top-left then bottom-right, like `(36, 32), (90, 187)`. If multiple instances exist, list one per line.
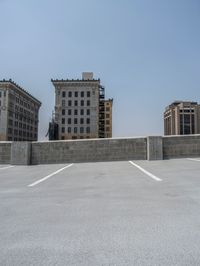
(0, 0), (200, 139)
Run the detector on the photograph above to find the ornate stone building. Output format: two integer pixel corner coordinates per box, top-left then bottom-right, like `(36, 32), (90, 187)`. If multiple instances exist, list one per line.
(51, 72), (113, 140)
(0, 79), (41, 141)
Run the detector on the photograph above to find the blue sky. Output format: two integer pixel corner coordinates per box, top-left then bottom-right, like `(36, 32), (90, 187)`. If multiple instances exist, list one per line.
(0, 0), (200, 139)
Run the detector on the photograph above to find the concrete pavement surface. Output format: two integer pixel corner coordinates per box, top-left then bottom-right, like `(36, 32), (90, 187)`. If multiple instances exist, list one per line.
(0, 159), (200, 265)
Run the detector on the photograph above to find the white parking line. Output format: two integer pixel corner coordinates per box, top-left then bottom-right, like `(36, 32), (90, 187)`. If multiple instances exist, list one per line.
(28, 164), (74, 187)
(0, 166), (14, 170)
(129, 161), (162, 182)
(187, 158), (200, 162)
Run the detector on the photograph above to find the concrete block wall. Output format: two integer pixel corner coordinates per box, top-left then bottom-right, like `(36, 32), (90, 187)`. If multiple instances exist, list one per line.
(0, 142), (11, 164)
(1, 134), (200, 165)
(163, 135), (200, 159)
(31, 138), (147, 164)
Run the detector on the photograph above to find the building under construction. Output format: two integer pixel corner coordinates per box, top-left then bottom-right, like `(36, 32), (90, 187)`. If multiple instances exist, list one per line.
(49, 72), (113, 140)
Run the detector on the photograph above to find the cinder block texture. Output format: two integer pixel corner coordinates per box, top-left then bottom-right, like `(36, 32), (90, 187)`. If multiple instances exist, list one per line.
(0, 142), (11, 164)
(147, 136), (163, 160)
(163, 135), (200, 159)
(11, 142), (31, 165)
(31, 138), (147, 164)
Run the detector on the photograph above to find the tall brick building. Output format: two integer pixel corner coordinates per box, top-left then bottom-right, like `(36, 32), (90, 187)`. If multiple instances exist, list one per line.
(0, 79), (41, 141)
(51, 72), (113, 140)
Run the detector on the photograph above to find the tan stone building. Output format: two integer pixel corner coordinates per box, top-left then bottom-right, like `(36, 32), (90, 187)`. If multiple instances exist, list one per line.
(164, 101), (200, 135)
(0, 79), (41, 141)
(104, 99), (113, 138)
(51, 72), (113, 140)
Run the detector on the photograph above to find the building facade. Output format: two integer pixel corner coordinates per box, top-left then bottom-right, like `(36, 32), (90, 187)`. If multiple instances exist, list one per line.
(51, 72), (113, 140)
(0, 79), (41, 141)
(104, 99), (113, 138)
(164, 101), (200, 135)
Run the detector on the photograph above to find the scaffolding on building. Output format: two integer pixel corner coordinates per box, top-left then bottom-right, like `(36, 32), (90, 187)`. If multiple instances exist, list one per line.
(46, 111), (59, 140)
(98, 85), (105, 138)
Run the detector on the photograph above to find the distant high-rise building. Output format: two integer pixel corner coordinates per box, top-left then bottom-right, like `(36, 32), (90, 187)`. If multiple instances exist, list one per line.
(51, 72), (113, 140)
(164, 101), (200, 135)
(0, 79), (41, 141)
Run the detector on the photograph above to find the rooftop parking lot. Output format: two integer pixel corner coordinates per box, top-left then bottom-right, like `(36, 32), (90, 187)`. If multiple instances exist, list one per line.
(1, 159), (200, 265)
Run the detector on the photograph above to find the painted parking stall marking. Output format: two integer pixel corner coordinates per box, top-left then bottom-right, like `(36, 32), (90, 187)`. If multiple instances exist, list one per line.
(187, 158), (200, 162)
(0, 166), (14, 170)
(28, 164), (73, 187)
(129, 161), (162, 182)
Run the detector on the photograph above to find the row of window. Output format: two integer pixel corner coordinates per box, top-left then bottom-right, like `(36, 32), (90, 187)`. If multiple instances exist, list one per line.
(8, 117), (37, 126)
(62, 118), (90, 125)
(62, 109), (90, 116)
(15, 106), (38, 117)
(180, 109), (195, 113)
(8, 128), (37, 138)
(14, 96), (38, 111)
(62, 91), (91, 98)
(8, 137), (37, 141)
(61, 127), (90, 134)
(62, 100), (90, 107)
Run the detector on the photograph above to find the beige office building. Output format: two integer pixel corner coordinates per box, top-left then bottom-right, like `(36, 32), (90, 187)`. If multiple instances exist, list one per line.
(51, 72), (113, 140)
(164, 101), (200, 135)
(0, 79), (41, 141)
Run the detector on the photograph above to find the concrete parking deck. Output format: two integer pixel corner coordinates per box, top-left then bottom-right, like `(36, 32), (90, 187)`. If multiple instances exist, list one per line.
(1, 159), (200, 265)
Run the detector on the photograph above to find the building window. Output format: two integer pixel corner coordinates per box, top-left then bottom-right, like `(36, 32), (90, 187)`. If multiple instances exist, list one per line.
(80, 109), (84, 115)
(62, 118), (65, 124)
(86, 118), (90, 124)
(80, 118), (84, 124)
(81, 100), (84, 106)
(68, 91), (72, 97)
(87, 91), (90, 97)
(68, 118), (71, 124)
(106, 114), (110, 118)
(106, 120), (110, 125)
(62, 91), (66, 97)
(87, 109), (90, 115)
(74, 127), (77, 133)
(86, 127), (90, 133)
(106, 107), (110, 111)
(62, 127), (65, 133)
(68, 127), (71, 133)
(74, 100), (78, 106)
(80, 127), (84, 133)
(87, 100), (90, 106)
(62, 109), (65, 115)
(68, 109), (71, 115)
(68, 100), (72, 106)
(62, 100), (65, 106)
(74, 118), (77, 124)
(81, 91), (84, 97)
(74, 109), (78, 115)
(75, 91), (78, 97)
(106, 127), (110, 131)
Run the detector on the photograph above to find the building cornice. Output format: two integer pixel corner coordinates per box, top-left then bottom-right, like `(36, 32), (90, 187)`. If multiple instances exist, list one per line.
(0, 79), (41, 106)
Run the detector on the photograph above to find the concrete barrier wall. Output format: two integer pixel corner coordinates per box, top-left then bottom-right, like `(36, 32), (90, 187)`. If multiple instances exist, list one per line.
(31, 138), (147, 164)
(163, 135), (200, 159)
(0, 142), (11, 164)
(1, 134), (200, 165)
